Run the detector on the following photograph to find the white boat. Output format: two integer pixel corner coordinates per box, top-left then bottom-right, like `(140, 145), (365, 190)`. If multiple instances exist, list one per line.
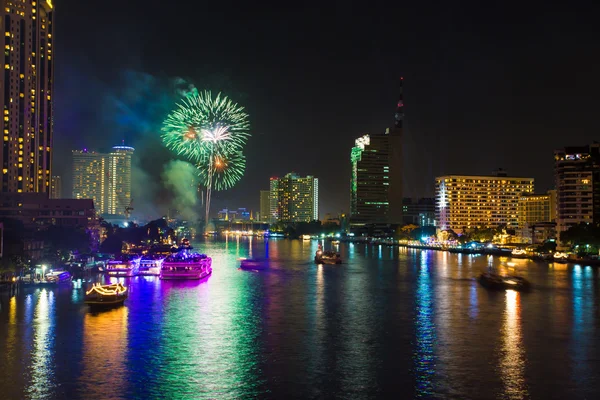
(160, 250), (212, 280)
(105, 258), (139, 277)
(137, 255), (164, 276)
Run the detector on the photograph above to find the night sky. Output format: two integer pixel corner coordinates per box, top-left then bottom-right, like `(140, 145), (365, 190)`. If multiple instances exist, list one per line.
(54, 1), (600, 218)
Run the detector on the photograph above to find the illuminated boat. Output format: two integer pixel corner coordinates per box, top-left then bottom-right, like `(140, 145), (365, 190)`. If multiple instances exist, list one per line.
(511, 248), (528, 258)
(314, 245), (342, 265)
(478, 272), (530, 291)
(85, 283), (128, 307)
(44, 269), (72, 284)
(136, 255), (164, 276)
(105, 258), (139, 277)
(553, 252), (568, 263)
(160, 250), (212, 280)
(239, 258), (268, 270)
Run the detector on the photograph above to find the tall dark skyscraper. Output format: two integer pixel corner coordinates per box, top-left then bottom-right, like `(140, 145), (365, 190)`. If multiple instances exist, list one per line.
(0, 1), (54, 194)
(350, 79), (404, 226)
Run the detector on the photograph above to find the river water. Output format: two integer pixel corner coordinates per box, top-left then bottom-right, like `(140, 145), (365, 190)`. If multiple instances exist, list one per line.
(1, 238), (599, 399)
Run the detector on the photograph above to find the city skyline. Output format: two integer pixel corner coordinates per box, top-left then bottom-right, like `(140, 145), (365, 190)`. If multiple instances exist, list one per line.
(46, 1), (600, 217)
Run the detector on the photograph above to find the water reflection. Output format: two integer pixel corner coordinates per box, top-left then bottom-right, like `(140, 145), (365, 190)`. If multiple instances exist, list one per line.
(414, 251), (436, 397)
(500, 290), (528, 399)
(27, 289), (57, 398)
(78, 306), (129, 397)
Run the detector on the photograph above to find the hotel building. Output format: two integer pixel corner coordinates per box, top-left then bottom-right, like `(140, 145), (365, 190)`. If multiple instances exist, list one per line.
(435, 171), (534, 232)
(1, 1), (54, 194)
(270, 173), (318, 223)
(554, 144), (600, 235)
(72, 145), (134, 216)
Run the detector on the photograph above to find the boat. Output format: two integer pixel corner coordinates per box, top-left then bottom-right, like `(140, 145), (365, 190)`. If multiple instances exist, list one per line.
(511, 248), (528, 258)
(85, 282), (128, 307)
(314, 245), (342, 264)
(105, 257), (140, 277)
(239, 258), (268, 270)
(478, 272), (530, 291)
(137, 255), (164, 276)
(553, 252), (568, 263)
(44, 269), (72, 284)
(160, 250), (212, 280)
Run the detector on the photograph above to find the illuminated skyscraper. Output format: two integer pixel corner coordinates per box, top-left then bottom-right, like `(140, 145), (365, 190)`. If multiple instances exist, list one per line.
(269, 177), (279, 222)
(271, 173), (318, 222)
(1, 1), (54, 194)
(350, 78), (403, 226)
(72, 146), (134, 216)
(106, 146), (133, 215)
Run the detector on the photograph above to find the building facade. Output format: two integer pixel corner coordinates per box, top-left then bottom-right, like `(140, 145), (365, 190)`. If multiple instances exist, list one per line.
(50, 174), (61, 198)
(554, 144), (600, 235)
(517, 191), (556, 242)
(72, 146), (133, 216)
(269, 177), (279, 222)
(402, 197), (436, 226)
(435, 172), (534, 232)
(1, 1), (54, 194)
(260, 190), (270, 222)
(350, 79), (403, 226)
(270, 173), (318, 222)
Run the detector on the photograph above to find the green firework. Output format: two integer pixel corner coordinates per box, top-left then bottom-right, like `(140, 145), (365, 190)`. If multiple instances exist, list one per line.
(197, 151), (246, 191)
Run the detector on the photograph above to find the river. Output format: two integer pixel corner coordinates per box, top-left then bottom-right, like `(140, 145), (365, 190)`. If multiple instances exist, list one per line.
(1, 238), (599, 399)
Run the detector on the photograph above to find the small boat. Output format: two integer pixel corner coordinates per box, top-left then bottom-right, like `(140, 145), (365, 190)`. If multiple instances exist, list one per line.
(137, 255), (164, 276)
(478, 272), (530, 291)
(44, 270), (72, 284)
(511, 248), (528, 258)
(105, 257), (139, 277)
(315, 246), (342, 264)
(553, 252), (568, 263)
(160, 250), (212, 280)
(85, 282), (128, 307)
(239, 258), (268, 270)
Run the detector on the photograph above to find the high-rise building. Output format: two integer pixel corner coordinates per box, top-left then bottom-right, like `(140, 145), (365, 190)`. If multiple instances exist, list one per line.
(270, 173), (318, 222)
(50, 174), (61, 198)
(269, 177), (279, 222)
(435, 171), (534, 232)
(260, 190), (270, 222)
(72, 145), (134, 216)
(554, 144), (600, 235)
(1, 1), (54, 194)
(106, 146), (133, 215)
(350, 78), (403, 226)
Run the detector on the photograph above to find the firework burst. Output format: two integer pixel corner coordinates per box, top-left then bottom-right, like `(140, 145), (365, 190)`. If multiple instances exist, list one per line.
(197, 151), (246, 191)
(162, 91), (250, 224)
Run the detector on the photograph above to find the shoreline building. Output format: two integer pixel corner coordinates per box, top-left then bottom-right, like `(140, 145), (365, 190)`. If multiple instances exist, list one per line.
(260, 190), (270, 223)
(517, 191), (556, 243)
(435, 170), (534, 232)
(554, 144), (600, 236)
(350, 78), (403, 226)
(1, 1), (54, 194)
(270, 173), (318, 223)
(72, 145), (134, 216)
(402, 197), (436, 226)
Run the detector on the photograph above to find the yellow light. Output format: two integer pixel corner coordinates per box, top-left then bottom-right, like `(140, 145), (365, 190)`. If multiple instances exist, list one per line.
(18, 176), (22, 181)
(2, 169), (7, 174)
